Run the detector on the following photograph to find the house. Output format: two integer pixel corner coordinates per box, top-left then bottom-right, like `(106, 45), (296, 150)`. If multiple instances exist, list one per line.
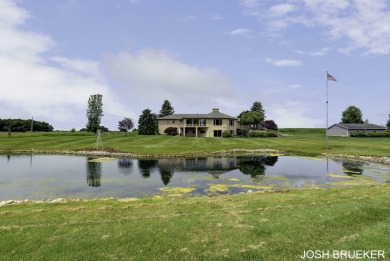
(157, 108), (239, 137)
(327, 123), (387, 137)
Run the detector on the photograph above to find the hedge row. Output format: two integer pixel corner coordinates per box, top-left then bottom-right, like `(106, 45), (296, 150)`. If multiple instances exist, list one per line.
(248, 131), (278, 138)
(350, 132), (390, 137)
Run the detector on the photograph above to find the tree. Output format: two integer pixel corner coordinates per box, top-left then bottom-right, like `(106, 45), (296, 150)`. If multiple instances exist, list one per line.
(341, 106), (364, 124)
(251, 101), (265, 115)
(118, 118), (134, 135)
(238, 111), (265, 130)
(263, 120), (278, 131)
(138, 108), (158, 135)
(238, 101), (266, 130)
(159, 100), (175, 117)
(86, 94), (103, 133)
(387, 114), (390, 128)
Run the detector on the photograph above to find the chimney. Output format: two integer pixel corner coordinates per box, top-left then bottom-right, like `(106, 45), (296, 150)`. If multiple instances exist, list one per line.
(212, 108), (219, 112)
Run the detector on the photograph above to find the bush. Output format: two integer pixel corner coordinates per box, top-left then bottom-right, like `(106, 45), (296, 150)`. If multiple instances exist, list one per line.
(164, 127), (178, 136)
(249, 131), (278, 138)
(237, 128), (249, 137)
(350, 132), (390, 137)
(222, 130), (232, 138)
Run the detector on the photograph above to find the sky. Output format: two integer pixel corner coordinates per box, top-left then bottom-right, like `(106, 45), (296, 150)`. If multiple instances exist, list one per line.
(1, 0), (389, 130)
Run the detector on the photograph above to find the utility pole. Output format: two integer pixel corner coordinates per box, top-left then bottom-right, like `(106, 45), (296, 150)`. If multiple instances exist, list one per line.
(31, 116), (34, 132)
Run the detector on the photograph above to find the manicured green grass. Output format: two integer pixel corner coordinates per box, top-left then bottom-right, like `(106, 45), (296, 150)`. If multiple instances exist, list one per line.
(1, 184), (389, 260)
(0, 130), (389, 156)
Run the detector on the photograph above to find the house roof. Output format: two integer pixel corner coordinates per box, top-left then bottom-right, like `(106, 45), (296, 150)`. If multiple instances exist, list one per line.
(328, 123), (387, 130)
(158, 109), (237, 120)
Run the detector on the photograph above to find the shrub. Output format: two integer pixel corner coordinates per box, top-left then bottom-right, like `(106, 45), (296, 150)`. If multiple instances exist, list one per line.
(249, 131), (278, 138)
(164, 127), (178, 136)
(237, 128), (249, 137)
(222, 130), (232, 138)
(350, 132), (390, 137)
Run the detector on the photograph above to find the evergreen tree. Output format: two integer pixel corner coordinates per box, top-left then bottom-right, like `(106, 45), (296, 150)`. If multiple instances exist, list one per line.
(138, 109), (158, 135)
(341, 106), (364, 124)
(159, 100), (175, 117)
(251, 101), (265, 115)
(386, 114), (390, 128)
(86, 94), (103, 133)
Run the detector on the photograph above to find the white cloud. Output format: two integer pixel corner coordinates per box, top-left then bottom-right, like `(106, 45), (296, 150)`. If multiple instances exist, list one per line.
(105, 49), (243, 116)
(265, 58), (303, 67)
(268, 101), (324, 128)
(246, 0), (390, 55)
(0, 0), (127, 130)
(296, 48), (329, 56)
(229, 28), (252, 37)
(268, 3), (296, 17)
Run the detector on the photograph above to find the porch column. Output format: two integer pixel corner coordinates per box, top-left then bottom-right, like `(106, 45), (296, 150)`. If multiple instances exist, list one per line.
(196, 126), (198, 137)
(183, 126), (186, 136)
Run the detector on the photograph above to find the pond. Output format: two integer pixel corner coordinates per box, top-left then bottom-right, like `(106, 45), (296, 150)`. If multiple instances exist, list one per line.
(0, 154), (389, 201)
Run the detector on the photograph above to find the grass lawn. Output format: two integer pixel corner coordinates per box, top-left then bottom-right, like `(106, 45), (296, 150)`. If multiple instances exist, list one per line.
(1, 130), (389, 260)
(1, 184), (389, 260)
(0, 130), (389, 156)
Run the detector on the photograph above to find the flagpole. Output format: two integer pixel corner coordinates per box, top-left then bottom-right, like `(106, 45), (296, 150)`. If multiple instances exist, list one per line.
(326, 71), (329, 149)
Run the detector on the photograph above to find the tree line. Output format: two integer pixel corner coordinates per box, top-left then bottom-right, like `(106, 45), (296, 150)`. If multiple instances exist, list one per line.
(0, 118), (54, 132)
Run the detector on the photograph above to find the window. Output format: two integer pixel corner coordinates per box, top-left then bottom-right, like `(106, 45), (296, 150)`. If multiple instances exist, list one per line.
(199, 119), (206, 126)
(229, 120), (234, 126)
(214, 130), (222, 137)
(200, 130), (206, 134)
(214, 119), (222, 125)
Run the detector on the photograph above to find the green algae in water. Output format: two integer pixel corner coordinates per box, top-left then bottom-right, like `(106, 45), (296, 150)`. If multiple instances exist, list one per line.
(88, 158), (117, 163)
(205, 184), (230, 193)
(326, 175), (377, 187)
(326, 173), (354, 179)
(158, 187), (197, 197)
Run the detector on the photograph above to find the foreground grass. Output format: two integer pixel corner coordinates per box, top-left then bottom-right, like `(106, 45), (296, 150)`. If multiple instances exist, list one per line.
(0, 130), (389, 156)
(1, 184), (389, 260)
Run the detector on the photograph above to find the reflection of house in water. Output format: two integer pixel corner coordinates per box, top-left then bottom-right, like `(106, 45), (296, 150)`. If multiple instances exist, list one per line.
(86, 159), (102, 187)
(157, 156), (278, 179)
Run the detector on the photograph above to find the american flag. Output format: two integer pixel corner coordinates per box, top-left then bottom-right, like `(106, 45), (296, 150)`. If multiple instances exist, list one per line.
(327, 73), (337, 81)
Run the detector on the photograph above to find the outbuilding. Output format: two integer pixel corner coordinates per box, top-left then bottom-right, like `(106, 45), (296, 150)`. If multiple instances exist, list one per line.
(327, 123), (387, 137)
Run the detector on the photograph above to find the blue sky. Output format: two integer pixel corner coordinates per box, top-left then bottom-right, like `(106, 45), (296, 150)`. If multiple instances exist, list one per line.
(1, 0), (389, 130)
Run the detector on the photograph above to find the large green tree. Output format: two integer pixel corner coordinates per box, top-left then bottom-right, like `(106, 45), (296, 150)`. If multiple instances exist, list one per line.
(138, 109), (158, 135)
(238, 101), (265, 130)
(341, 106), (364, 124)
(86, 94), (103, 133)
(159, 100), (175, 117)
(238, 111), (264, 130)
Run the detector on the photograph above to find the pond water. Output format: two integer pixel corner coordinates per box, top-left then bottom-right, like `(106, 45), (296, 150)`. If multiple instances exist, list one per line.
(0, 154), (389, 201)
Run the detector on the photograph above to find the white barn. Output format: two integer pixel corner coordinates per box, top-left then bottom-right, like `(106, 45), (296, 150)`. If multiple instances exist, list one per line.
(327, 123), (387, 137)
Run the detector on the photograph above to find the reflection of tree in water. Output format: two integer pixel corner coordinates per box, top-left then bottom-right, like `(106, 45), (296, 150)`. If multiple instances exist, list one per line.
(138, 159), (158, 178)
(238, 156), (278, 178)
(342, 161), (364, 175)
(86, 158), (102, 187)
(118, 159), (133, 175)
(160, 170), (174, 185)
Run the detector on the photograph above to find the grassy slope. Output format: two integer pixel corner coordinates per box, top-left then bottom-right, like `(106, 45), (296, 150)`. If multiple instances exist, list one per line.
(0, 131), (389, 156)
(1, 184), (389, 260)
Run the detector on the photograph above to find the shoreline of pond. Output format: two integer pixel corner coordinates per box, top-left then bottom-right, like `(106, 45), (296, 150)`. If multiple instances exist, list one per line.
(1, 149), (390, 165)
